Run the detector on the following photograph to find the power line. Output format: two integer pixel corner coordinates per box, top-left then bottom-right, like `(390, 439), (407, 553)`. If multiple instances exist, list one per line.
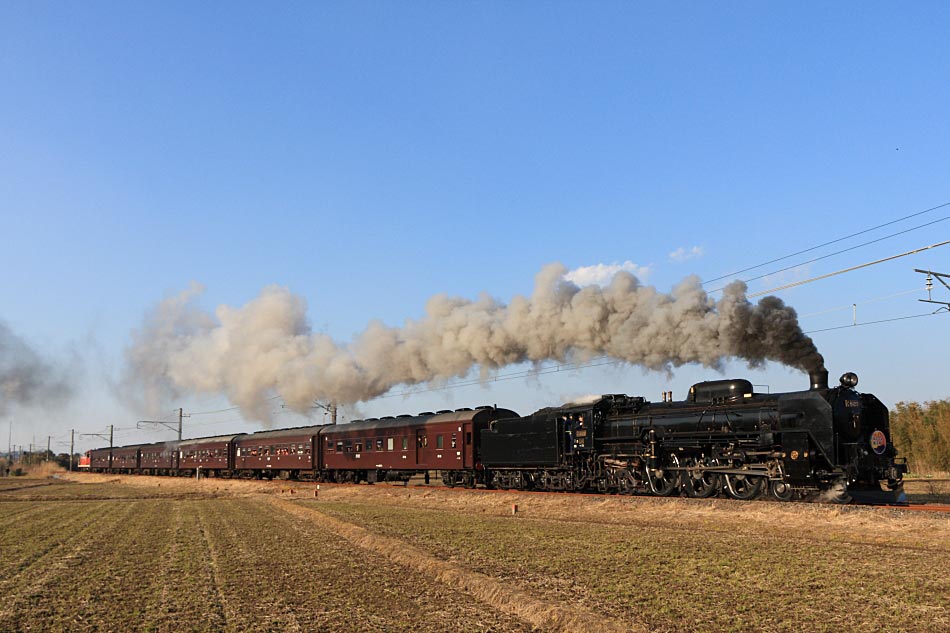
(704, 200), (950, 285)
(710, 215), (950, 293)
(799, 287), (924, 318)
(804, 310), (947, 334)
(189, 395), (282, 416)
(747, 240), (950, 298)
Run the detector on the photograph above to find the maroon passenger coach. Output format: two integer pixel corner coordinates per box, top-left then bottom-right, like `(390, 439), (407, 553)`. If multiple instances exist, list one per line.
(89, 447), (112, 470)
(234, 425), (325, 479)
(320, 406), (518, 486)
(177, 434), (238, 475)
(139, 441), (178, 474)
(111, 446), (140, 473)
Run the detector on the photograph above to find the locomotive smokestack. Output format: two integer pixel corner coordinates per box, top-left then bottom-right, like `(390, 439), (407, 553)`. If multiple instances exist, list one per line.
(809, 368), (828, 391)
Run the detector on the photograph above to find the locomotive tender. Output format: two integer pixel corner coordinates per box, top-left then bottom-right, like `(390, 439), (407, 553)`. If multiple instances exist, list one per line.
(84, 370), (906, 503)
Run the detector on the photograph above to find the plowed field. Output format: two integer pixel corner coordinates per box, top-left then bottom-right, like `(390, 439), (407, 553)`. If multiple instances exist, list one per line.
(2, 475), (949, 632)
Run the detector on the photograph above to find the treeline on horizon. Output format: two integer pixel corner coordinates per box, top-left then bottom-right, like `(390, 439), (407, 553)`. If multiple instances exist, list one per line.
(890, 398), (950, 475)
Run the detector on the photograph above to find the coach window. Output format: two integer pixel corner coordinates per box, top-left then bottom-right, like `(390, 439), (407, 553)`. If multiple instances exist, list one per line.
(436, 435), (443, 449)
(355, 442), (362, 453)
(377, 439), (384, 451)
(337, 441), (344, 452)
(326, 442), (334, 453)
(387, 438), (394, 451)
(402, 437), (409, 451)
(365, 440), (372, 452)
(451, 434), (457, 448)
(345, 441), (353, 453)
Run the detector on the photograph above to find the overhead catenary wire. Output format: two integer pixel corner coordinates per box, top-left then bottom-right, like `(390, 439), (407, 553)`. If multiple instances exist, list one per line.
(804, 310), (948, 334)
(709, 216), (950, 293)
(799, 287), (924, 318)
(703, 200), (950, 285)
(746, 240), (950, 298)
(188, 394), (283, 416)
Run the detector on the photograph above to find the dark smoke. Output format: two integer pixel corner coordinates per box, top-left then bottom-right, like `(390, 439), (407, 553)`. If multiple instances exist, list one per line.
(122, 264), (824, 422)
(0, 321), (74, 414)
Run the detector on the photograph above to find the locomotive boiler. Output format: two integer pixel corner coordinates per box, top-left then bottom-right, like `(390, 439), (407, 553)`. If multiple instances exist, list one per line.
(480, 370), (906, 502)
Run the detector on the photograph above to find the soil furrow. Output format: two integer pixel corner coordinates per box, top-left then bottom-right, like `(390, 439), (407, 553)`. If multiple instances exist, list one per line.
(194, 502), (241, 632)
(0, 501), (134, 624)
(272, 496), (637, 633)
(0, 501), (106, 592)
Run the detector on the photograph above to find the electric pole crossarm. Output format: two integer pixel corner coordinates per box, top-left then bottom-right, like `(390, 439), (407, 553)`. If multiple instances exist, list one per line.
(914, 268), (950, 310)
(138, 409), (188, 440)
(914, 269), (950, 290)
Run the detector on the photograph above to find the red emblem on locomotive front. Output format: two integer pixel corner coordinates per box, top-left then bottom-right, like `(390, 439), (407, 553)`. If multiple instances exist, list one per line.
(870, 430), (887, 455)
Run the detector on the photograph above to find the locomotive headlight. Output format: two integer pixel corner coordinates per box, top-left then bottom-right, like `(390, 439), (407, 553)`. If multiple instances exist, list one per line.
(839, 372), (859, 388)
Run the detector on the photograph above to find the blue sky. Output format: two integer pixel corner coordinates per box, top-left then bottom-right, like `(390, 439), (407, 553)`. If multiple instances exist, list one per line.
(1, 3), (948, 451)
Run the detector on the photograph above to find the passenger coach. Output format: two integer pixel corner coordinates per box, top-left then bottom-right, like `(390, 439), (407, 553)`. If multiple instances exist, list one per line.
(320, 407), (518, 486)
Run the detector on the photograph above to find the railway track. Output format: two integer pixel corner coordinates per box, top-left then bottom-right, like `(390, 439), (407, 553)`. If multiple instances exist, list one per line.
(68, 472), (950, 514)
(874, 503), (950, 514)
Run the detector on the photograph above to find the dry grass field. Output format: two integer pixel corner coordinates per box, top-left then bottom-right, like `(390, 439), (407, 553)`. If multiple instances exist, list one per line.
(1, 474), (948, 632)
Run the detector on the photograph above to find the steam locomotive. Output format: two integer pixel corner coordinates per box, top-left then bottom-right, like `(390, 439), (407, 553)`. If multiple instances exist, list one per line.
(482, 369), (906, 503)
(82, 370), (906, 503)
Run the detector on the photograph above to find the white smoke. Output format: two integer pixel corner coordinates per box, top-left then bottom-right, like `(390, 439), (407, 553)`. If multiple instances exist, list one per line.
(121, 263), (823, 422)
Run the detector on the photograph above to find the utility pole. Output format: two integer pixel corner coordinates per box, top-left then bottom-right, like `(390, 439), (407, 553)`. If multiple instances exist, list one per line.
(80, 425), (114, 467)
(69, 429), (75, 472)
(46, 436), (50, 462)
(138, 409), (188, 439)
(7, 420), (11, 460)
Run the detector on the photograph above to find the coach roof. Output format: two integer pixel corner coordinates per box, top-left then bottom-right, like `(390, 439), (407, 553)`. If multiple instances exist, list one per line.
(320, 407), (518, 436)
(236, 425), (328, 441)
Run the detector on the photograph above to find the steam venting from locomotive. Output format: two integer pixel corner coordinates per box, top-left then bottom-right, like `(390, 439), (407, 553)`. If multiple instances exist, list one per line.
(0, 320), (74, 414)
(121, 264), (824, 421)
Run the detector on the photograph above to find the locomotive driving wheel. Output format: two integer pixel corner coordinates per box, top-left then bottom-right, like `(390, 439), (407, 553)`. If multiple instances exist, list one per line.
(685, 457), (722, 499)
(648, 454), (681, 496)
(724, 471), (764, 500)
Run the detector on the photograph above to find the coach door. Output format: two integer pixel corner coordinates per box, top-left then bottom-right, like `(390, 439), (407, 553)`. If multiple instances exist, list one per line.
(461, 423), (472, 468)
(415, 429), (426, 466)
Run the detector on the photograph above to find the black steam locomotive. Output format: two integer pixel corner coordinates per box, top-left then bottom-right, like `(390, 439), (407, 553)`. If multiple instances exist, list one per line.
(480, 369), (906, 503)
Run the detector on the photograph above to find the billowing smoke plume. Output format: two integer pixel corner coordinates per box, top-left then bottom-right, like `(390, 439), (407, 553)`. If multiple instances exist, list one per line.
(122, 264), (823, 421)
(0, 321), (74, 414)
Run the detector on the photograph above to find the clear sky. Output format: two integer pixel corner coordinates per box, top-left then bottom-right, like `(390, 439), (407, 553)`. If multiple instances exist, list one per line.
(2, 2), (949, 452)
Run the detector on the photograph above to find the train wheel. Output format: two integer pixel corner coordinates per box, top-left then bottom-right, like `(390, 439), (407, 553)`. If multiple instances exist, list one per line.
(686, 459), (722, 499)
(724, 473), (764, 500)
(768, 480), (795, 502)
(649, 455), (680, 496)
